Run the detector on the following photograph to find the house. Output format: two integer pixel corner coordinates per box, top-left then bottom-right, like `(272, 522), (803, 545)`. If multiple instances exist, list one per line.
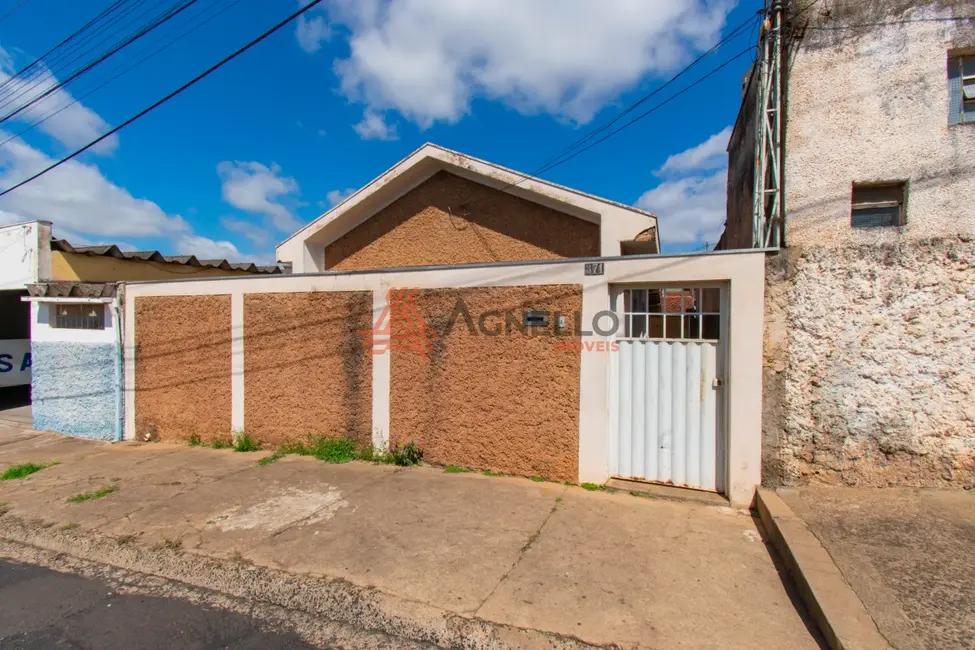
(0, 220), (280, 440)
(119, 144), (768, 506)
(722, 0), (975, 487)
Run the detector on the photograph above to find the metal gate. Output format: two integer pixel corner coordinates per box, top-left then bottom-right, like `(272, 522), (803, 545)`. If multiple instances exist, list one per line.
(608, 287), (725, 493)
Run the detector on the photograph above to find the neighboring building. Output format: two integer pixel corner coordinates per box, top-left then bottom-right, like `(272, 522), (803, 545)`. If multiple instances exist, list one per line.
(0, 221), (51, 397)
(0, 224), (282, 441)
(723, 0), (975, 487)
(121, 144), (769, 506)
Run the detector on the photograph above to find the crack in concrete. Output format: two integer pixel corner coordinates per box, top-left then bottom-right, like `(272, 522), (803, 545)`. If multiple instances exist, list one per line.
(472, 485), (567, 617)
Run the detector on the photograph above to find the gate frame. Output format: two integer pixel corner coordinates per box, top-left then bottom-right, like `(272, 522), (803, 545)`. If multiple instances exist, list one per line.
(606, 282), (729, 495)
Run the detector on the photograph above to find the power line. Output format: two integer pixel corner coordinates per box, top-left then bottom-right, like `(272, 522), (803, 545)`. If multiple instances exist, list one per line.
(0, 0), (247, 151)
(0, 0), (30, 27)
(523, 12), (762, 185)
(0, 0), (197, 125)
(532, 46), (754, 179)
(0, 0), (325, 199)
(0, 0), (128, 96)
(0, 0), (146, 107)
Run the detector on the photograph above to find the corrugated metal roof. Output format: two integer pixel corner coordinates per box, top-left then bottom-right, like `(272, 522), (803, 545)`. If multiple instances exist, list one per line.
(51, 238), (282, 274)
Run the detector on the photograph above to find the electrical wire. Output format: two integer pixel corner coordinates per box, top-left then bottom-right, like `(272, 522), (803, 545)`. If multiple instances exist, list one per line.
(0, 0), (326, 199)
(0, 0), (29, 27)
(0, 0), (129, 96)
(0, 0), (247, 151)
(0, 0), (151, 108)
(0, 0), (198, 126)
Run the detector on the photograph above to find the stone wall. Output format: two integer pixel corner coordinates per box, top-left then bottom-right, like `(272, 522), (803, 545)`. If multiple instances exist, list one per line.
(763, 237), (975, 488)
(32, 342), (117, 441)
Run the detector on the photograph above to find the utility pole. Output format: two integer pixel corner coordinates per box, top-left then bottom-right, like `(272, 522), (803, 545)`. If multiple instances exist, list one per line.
(752, 0), (784, 248)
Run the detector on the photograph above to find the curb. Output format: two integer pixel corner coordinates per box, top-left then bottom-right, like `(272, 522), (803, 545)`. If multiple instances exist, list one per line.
(755, 488), (892, 650)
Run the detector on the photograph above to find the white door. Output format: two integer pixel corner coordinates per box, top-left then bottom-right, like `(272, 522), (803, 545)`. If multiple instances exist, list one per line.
(608, 287), (725, 493)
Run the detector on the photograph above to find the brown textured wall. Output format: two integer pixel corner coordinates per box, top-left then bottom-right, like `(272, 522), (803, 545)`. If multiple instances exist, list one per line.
(135, 295), (231, 441)
(390, 286), (583, 482)
(325, 171), (599, 270)
(244, 292), (373, 447)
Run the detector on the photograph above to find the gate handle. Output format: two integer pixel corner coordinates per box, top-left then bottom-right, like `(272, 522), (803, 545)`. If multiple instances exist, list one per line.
(712, 377), (723, 388)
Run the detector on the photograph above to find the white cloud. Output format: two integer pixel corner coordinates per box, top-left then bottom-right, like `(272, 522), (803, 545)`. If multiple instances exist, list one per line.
(324, 0), (734, 128)
(217, 161), (301, 232)
(295, 0), (331, 53)
(657, 126), (731, 174)
(353, 109), (397, 140)
(0, 133), (186, 238)
(221, 216), (271, 246)
(636, 126), (732, 246)
(0, 45), (118, 153)
(326, 187), (356, 206)
(173, 233), (242, 261)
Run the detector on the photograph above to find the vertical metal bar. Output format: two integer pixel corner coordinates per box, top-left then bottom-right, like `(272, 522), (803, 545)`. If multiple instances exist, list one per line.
(672, 342), (687, 487)
(646, 342), (659, 481)
(632, 340), (646, 478)
(619, 341), (633, 477)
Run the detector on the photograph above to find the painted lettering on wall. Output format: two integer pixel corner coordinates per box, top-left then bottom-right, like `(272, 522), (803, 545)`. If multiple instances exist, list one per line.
(0, 339), (31, 387)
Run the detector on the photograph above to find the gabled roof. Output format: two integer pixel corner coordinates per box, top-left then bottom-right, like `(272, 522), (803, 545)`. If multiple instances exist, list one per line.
(51, 238), (282, 274)
(277, 143), (657, 258)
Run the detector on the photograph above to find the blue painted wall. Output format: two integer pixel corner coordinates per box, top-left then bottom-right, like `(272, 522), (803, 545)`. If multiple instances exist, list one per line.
(32, 342), (118, 441)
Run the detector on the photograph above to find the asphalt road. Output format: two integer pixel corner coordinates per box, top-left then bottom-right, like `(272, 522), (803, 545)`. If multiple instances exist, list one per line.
(0, 559), (320, 649)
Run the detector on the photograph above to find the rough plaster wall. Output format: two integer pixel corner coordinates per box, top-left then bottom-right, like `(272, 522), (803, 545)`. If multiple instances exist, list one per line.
(31, 342), (116, 441)
(134, 295), (231, 441)
(785, 1), (975, 248)
(390, 286), (583, 482)
(243, 292), (372, 447)
(763, 239), (975, 488)
(324, 171), (600, 270)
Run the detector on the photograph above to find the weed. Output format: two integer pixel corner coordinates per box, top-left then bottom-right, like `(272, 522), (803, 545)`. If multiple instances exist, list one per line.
(209, 436), (233, 449)
(1, 461), (59, 481)
(68, 485), (118, 503)
(116, 534), (136, 546)
(629, 490), (654, 499)
(232, 433), (261, 452)
(444, 465), (472, 473)
(580, 483), (606, 492)
(482, 469), (503, 477)
(257, 451), (284, 466)
(60, 523), (79, 531)
(555, 497), (563, 503)
(282, 436), (358, 463)
(187, 433), (202, 447)
(388, 438), (423, 466)
(530, 476), (545, 483)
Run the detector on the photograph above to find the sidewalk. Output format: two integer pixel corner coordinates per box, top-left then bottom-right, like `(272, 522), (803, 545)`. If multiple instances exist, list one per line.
(0, 423), (823, 650)
(779, 487), (975, 650)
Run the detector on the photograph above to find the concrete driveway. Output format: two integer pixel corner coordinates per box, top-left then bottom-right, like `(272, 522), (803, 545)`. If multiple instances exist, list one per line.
(0, 423), (823, 650)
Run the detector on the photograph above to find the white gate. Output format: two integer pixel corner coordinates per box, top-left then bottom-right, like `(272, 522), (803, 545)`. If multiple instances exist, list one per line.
(608, 287), (725, 493)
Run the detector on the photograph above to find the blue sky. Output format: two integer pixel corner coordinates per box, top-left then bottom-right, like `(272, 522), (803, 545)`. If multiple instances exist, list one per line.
(0, 0), (760, 262)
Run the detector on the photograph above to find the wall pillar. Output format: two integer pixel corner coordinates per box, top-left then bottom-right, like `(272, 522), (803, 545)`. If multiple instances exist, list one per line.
(231, 291), (244, 432)
(371, 286), (391, 451)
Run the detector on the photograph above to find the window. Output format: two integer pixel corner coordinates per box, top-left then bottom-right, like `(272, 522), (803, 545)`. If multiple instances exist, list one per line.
(620, 287), (720, 341)
(851, 182), (906, 228)
(948, 54), (975, 125)
(53, 303), (105, 329)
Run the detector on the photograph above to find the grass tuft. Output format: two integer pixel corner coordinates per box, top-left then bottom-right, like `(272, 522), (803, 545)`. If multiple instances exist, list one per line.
(482, 469), (504, 477)
(530, 475), (545, 483)
(1, 461), (59, 481)
(60, 523), (79, 531)
(67, 485), (117, 504)
(580, 482), (606, 492)
(281, 436), (358, 463)
(257, 451), (284, 466)
(232, 433), (261, 452)
(444, 465), (472, 473)
(187, 433), (202, 447)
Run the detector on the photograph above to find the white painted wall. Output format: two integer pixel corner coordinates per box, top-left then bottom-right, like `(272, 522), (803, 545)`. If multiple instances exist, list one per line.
(0, 221), (51, 290)
(786, 2), (975, 248)
(31, 302), (115, 344)
(123, 251), (766, 506)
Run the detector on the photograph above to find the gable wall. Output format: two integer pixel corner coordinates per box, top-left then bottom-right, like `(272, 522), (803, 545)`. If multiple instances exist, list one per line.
(324, 171), (600, 270)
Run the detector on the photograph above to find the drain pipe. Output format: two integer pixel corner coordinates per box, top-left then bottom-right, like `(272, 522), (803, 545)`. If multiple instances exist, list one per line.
(112, 284), (124, 442)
